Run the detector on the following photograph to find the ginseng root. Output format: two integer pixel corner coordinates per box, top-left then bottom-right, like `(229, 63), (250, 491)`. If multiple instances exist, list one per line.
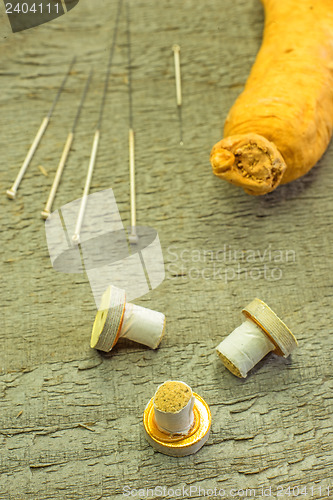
(210, 0), (333, 195)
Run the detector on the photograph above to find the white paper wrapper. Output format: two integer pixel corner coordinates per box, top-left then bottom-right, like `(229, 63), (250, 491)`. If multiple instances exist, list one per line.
(120, 303), (165, 349)
(153, 381), (195, 435)
(216, 319), (275, 378)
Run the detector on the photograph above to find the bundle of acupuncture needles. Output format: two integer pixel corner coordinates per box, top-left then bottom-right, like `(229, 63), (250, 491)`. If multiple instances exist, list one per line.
(6, 0), (184, 237)
(6, 56), (76, 200)
(41, 69), (93, 220)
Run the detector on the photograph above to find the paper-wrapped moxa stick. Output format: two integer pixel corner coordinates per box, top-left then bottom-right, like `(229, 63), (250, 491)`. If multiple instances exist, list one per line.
(216, 298), (298, 378)
(91, 285), (165, 352)
(143, 380), (211, 457)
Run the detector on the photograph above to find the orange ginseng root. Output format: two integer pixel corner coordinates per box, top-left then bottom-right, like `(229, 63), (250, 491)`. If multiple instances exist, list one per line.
(210, 0), (333, 195)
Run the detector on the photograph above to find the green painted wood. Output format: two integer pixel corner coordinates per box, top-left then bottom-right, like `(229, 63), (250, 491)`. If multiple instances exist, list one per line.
(0, 0), (332, 498)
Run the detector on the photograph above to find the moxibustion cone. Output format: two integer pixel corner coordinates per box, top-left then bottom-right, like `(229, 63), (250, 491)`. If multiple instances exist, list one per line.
(90, 285), (165, 352)
(153, 381), (195, 435)
(143, 380), (211, 457)
(216, 298), (298, 378)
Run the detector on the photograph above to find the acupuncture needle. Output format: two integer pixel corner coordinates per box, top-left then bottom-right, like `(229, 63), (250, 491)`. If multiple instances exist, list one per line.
(6, 56), (76, 200)
(125, 1), (153, 293)
(172, 44), (183, 146)
(126, 0), (138, 244)
(41, 69), (93, 220)
(72, 0), (123, 245)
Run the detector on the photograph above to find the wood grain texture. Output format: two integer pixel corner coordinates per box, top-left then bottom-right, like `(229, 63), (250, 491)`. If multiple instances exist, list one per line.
(0, 0), (332, 498)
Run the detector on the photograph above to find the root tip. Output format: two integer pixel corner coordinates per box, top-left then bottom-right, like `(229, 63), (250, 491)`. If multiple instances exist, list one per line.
(210, 134), (286, 195)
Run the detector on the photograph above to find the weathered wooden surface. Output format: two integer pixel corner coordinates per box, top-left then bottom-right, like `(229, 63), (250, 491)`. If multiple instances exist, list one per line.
(0, 0), (332, 498)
